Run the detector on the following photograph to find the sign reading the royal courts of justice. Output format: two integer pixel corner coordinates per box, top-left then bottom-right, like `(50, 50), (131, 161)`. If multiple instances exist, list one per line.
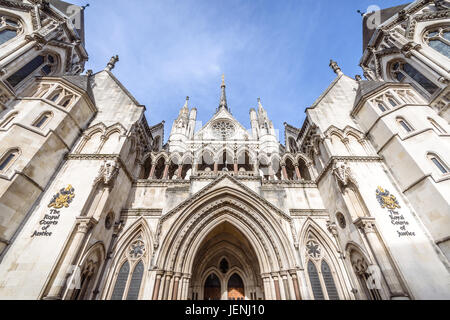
(31, 185), (75, 237)
(376, 186), (415, 237)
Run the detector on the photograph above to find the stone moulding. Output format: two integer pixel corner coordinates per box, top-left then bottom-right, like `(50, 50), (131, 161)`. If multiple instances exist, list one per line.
(315, 156), (383, 184)
(65, 153), (133, 183)
(289, 209), (329, 217)
(120, 208), (162, 217)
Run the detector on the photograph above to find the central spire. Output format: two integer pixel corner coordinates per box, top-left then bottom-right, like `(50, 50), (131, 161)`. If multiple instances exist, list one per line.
(219, 74), (228, 111)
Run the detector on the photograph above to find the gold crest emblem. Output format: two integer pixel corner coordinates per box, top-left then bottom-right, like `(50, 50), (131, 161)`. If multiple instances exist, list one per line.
(48, 185), (75, 209)
(375, 186), (400, 210)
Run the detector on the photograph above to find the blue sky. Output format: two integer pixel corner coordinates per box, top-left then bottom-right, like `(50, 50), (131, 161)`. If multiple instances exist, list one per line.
(70, 0), (410, 143)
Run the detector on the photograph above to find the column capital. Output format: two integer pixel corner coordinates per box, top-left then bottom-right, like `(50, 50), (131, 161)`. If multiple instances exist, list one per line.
(75, 217), (97, 233)
(354, 217), (377, 234)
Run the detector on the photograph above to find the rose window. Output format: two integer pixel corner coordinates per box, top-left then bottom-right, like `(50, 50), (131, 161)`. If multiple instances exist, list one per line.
(212, 120), (235, 139)
(128, 240), (146, 259)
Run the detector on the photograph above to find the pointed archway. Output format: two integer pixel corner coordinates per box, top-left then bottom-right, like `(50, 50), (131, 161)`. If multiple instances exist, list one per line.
(191, 221), (262, 300)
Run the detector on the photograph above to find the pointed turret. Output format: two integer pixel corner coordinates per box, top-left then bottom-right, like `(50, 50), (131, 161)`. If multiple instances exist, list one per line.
(219, 74), (228, 110)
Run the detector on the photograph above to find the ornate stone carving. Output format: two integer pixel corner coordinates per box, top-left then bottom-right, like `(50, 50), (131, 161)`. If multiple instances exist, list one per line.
(332, 161), (357, 188)
(305, 239), (322, 260)
(211, 120), (235, 139)
(94, 160), (120, 188)
(128, 238), (146, 259)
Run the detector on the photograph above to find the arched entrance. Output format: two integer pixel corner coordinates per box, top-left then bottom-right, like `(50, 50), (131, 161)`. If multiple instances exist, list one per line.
(228, 273), (245, 300)
(191, 222), (262, 300)
(204, 273), (221, 300)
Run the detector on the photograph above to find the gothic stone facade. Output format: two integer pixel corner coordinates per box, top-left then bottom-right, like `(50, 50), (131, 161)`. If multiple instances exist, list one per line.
(0, 0), (449, 300)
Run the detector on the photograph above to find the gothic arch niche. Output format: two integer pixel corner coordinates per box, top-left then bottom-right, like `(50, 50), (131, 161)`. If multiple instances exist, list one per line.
(258, 156), (270, 180)
(346, 244), (384, 300)
(191, 222), (261, 300)
(141, 155), (152, 179)
(153, 156), (166, 179)
(284, 158), (296, 180)
(168, 156), (180, 180)
(217, 148), (234, 172)
(330, 133), (349, 155)
(197, 150), (214, 172)
(333, 162), (369, 221)
(101, 131), (121, 154)
(297, 158), (311, 180)
(80, 130), (103, 154)
(103, 221), (152, 300)
(342, 182), (369, 221)
(237, 150), (253, 173)
(180, 156), (193, 180)
(69, 243), (105, 300)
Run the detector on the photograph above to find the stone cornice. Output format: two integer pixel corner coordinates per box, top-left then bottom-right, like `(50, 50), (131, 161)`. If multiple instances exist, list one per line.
(315, 156), (383, 184)
(289, 209), (329, 217)
(261, 180), (317, 188)
(65, 153), (134, 183)
(121, 208), (162, 217)
(133, 179), (190, 187)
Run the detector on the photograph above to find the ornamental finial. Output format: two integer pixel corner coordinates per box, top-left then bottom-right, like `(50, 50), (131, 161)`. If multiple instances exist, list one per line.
(329, 59), (343, 76)
(105, 55), (119, 71)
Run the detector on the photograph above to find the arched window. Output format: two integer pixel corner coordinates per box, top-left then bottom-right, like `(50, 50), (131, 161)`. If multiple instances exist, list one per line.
(396, 117), (414, 133)
(126, 261), (144, 300)
(6, 53), (57, 88)
(61, 96), (73, 108)
(427, 153), (449, 174)
(0, 111), (17, 128)
(33, 112), (52, 129)
(376, 101), (387, 112)
(424, 27), (450, 58)
(428, 118), (447, 134)
(0, 148), (19, 172)
(49, 92), (60, 103)
(110, 236), (146, 300)
(321, 261), (339, 300)
(0, 15), (23, 46)
(110, 261), (129, 300)
(388, 97), (397, 108)
(305, 239), (340, 300)
(390, 61), (439, 95)
(307, 260), (324, 300)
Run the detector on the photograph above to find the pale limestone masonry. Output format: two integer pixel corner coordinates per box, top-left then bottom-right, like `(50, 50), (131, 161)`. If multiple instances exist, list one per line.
(0, 0), (448, 300)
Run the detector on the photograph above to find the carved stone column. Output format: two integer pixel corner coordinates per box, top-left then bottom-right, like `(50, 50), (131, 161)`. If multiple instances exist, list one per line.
(233, 161), (238, 174)
(152, 270), (164, 300)
(172, 273), (181, 300)
(294, 164), (301, 180)
(354, 217), (408, 299)
(177, 164), (183, 179)
(162, 271), (173, 300)
(280, 271), (291, 300)
(281, 164), (288, 180)
(271, 272), (281, 300)
(261, 273), (272, 300)
(148, 163), (156, 179)
(162, 163), (169, 180)
(289, 270), (302, 300)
